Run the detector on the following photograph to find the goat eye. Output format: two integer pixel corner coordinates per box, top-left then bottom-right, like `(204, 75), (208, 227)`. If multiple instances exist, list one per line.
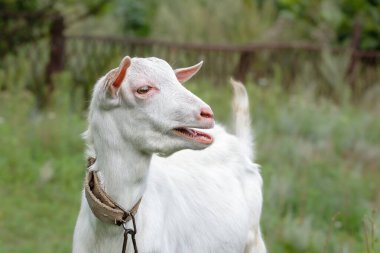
(136, 86), (151, 94)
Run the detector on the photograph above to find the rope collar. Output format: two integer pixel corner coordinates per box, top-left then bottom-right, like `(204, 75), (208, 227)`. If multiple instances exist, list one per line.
(84, 157), (141, 252)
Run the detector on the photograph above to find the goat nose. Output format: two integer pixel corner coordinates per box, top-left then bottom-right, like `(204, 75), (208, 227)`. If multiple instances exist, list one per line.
(200, 107), (214, 119)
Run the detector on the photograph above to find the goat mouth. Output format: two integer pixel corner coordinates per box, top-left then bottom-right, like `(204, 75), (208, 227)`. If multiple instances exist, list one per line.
(172, 127), (213, 145)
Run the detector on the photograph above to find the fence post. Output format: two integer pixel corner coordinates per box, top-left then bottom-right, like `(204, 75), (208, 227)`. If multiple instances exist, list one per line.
(42, 12), (65, 108)
(345, 20), (362, 91)
(233, 51), (253, 83)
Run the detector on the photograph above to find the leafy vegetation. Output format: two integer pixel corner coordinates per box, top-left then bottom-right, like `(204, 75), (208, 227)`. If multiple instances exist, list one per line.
(2, 0), (379, 49)
(0, 0), (108, 54)
(277, 0), (380, 49)
(109, 0), (380, 49)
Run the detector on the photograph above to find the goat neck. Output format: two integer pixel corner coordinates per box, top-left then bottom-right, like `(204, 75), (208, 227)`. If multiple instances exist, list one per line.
(93, 135), (151, 212)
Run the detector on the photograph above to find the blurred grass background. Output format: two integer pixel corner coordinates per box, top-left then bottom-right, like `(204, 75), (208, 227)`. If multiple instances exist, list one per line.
(1, 0), (380, 252)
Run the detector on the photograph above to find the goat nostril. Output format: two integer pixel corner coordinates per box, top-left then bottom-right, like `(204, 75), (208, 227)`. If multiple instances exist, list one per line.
(200, 108), (214, 119)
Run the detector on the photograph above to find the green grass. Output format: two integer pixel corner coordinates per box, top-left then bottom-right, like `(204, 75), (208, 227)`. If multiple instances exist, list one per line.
(0, 86), (85, 253)
(0, 74), (379, 252)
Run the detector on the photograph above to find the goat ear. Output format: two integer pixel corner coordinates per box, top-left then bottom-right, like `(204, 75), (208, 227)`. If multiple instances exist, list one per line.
(112, 56), (131, 88)
(174, 61), (203, 83)
(107, 56), (131, 96)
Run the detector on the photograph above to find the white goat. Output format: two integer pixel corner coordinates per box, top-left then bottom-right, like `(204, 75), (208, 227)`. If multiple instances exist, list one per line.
(72, 56), (266, 253)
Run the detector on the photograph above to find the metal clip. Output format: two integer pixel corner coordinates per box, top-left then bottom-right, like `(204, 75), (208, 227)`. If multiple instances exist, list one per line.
(121, 213), (138, 253)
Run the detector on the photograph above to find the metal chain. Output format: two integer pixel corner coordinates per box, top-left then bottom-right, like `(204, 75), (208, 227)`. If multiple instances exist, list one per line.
(121, 213), (138, 253)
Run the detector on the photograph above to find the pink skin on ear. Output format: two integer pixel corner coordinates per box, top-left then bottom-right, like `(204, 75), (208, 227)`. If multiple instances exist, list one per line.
(175, 61), (203, 83)
(112, 56), (131, 88)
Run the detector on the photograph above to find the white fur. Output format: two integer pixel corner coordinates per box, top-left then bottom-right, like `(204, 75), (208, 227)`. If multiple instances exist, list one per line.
(72, 57), (266, 253)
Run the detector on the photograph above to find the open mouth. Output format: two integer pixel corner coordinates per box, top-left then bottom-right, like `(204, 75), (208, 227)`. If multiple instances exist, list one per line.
(172, 127), (213, 145)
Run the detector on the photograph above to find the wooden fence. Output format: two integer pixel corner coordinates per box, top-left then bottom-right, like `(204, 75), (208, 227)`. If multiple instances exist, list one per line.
(65, 34), (380, 80)
(1, 15), (380, 108)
